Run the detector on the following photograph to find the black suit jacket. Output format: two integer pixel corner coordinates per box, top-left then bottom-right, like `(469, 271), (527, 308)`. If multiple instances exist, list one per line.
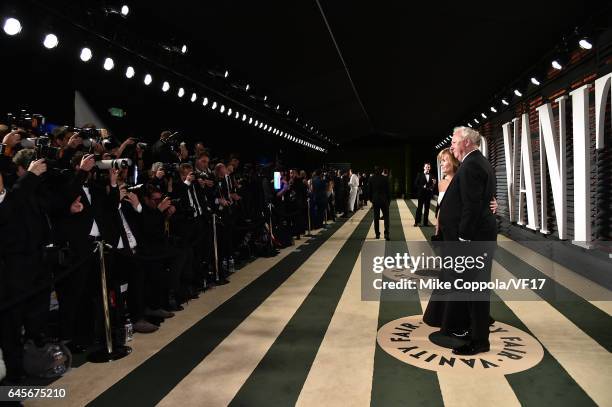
(414, 172), (436, 198)
(438, 150), (497, 241)
(368, 174), (391, 206)
(60, 170), (120, 250)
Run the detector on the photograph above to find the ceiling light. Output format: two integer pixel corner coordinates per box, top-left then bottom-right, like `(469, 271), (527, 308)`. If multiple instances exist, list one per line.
(178, 87), (185, 97)
(551, 60), (563, 70)
(103, 57), (114, 71)
(501, 98), (509, 106)
(227, 108), (232, 116)
(235, 111), (239, 119)
(242, 114), (247, 121)
(578, 38), (592, 50)
(212, 101), (218, 110)
(3, 17), (22, 36)
(530, 76), (541, 86)
(203, 97), (208, 106)
(513, 89), (522, 97)
(191, 93), (197, 102)
(474, 118), (480, 124)
(224, 70), (229, 78)
(125, 66), (135, 78)
(181, 44), (187, 54)
(249, 117), (253, 124)
(162, 81), (170, 92)
(481, 112), (487, 119)
(490, 106), (497, 113)
(245, 84), (250, 91)
(120, 5), (130, 16)
(80, 47), (93, 62)
(144, 74), (152, 85)
(220, 105), (225, 113)
(43, 33), (58, 49)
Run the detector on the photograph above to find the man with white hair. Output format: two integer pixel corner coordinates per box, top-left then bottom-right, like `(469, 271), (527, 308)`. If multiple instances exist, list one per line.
(437, 126), (497, 356)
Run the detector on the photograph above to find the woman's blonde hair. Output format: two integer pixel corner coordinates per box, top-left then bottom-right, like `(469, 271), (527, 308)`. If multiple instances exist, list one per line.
(437, 148), (459, 175)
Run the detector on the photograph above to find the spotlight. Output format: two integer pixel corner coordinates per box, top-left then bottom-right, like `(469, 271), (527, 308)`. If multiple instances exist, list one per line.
(144, 74), (152, 85)
(212, 101), (218, 110)
(3, 17), (22, 36)
(578, 37), (592, 50)
(242, 114), (247, 121)
(191, 93), (197, 102)
(249, 117), (253, 124)
(80, 47), (93, 62)
(235, 111), (239, 119)
(245, 84), (250, 91)
(121, 5), (130, 16)
(530, 76), (541, 86)
(489, 106), (497, 113)
(220, 105), (225, 113)
(125, 66), (135, 78)
(502, 98), (509, 106)
(481, 112), (487, 119)
(203, 97), (209, 106)
(467, 124), (473, 128)
(43, 33), (59, 49)
(181, 44), (187, 54)
(259, 122), (263, 128)
(255, 120), (259, 126)
(286, 110), (290, 116)
(474, 118), (480, 124)
(264, 124), (268, 130)
(178, 88), (185, 97)
(227, 108), (232, 116)
(551, 60), (563, 70)
(513, 89), (522, 97)
(224, 70), (229, 78)
(162, 81), (170, 92)
(103, 57), (114, 71)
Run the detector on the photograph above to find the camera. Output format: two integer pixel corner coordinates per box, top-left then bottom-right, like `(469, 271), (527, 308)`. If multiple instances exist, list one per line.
(34, 136), (61, 161)
(95, 158), (132, 170)
(7, 110), (45, 136)
(162, 162), (179, 177)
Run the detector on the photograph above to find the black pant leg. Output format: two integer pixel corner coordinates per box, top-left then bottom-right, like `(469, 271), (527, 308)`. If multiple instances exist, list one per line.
(373, 204), (381, 236)
(382, 204), (390, 234)
(416, 196), (424, 223)
(423, 196), (431, 225)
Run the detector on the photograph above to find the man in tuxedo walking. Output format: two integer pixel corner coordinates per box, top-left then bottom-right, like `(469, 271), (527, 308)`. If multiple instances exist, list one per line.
(438, 126), (497, 356)
(413, 163), (436, 226)
(368, 166), (391, 240)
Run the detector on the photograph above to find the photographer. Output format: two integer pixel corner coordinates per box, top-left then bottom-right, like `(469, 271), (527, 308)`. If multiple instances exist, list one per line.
(171, 163), (212, 290)
(141, 185), (189, 311)
(54, 153), (120, 352)
(151, 130), (180, 164)
(0, 151), (57, 382)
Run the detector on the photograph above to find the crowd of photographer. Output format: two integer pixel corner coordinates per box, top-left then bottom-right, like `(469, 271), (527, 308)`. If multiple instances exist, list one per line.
(0, 111), (368, 384)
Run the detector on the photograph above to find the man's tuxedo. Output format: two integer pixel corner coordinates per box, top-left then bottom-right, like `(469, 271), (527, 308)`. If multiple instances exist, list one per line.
(368, 174), (390, 237)
(438, 150), (496, 242)
(413, 171), (436, 225)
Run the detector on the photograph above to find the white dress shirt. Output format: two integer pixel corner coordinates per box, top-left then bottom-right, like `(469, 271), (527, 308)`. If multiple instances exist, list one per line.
(82, 185), (101, 237)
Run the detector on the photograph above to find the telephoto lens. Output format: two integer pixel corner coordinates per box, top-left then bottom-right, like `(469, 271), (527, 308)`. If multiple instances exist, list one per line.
(94, 158), (132, 170)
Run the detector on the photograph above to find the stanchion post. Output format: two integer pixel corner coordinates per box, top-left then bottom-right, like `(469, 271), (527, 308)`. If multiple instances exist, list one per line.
(212, 213), (220, 282)
(305, 197), (313, 237)
(87, 241), (131, 363)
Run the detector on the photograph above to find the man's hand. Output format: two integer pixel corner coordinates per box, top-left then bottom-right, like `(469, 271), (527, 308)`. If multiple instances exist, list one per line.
(110, 168), (119, 186)
(158, 197), (172, 212)
(490, 197), (498, 214)
(67, 133), (83, 149)
(185, 172), (195, 183)
(125, 191), (140, 209)
(219, 197), (230, 207)
(166, 205), (176, 217)
(80, 154), (96, 172)
(70, 196), (84, 214)
(2, 130), (21, 148)
(28, 158), (47, 176)
(230, 193), (242, 201)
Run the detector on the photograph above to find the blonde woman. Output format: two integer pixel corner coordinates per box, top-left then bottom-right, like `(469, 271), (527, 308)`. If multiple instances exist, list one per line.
(432, 148), (497, 240)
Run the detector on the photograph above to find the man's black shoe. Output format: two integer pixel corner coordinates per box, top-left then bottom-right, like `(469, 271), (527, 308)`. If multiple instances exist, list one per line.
(452, 342), (490, 355)
(375, 234), (380, 239)
(384, 233), (390, 241)
(413, 222), (418, 227)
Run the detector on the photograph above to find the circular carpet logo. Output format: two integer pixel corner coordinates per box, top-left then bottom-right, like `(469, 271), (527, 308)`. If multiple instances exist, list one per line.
(377, 315), (544, 374)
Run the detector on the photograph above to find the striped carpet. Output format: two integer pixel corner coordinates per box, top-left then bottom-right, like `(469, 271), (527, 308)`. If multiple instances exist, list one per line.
(31, 200), (612, 407)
